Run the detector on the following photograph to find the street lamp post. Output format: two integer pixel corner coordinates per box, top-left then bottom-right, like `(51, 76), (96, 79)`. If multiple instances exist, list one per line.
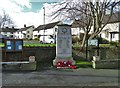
(86, 29), (88, 61)
(43, 7), (45, 43)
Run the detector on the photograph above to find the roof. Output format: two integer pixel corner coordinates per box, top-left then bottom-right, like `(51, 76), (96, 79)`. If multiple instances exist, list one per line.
(0, 34), (12, 39)
(72, 20), (87, 28)
(0, 27), (19, 32)
(34, 21), (61, 31)
(109, 31), (119, 34)
(17, 25), (34, 32)
(57, 24), (71, 26)
(103, 11), (120, 24)
(72, 11), (120, 28)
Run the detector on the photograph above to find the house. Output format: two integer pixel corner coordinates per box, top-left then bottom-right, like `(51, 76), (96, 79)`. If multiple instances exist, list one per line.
(71, 20), (86, 39)
(15, 25), (35, 39)
(72, 12), (120, 42)
(0, 33), (13, 43)
(0, 27), (19, 38)
(100, 12), (120, 42)
(33, 21), (61, 42)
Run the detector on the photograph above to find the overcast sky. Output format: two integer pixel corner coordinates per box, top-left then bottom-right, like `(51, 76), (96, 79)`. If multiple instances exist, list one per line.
(0, 0), (63, 28)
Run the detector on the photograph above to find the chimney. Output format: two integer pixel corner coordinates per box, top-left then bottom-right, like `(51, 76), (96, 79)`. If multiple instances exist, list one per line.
(24, 24), (26, 28)
(12, 26), (14, 29)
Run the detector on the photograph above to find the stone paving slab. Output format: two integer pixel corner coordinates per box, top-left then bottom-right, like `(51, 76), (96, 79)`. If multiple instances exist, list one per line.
(2, 68), (120, 87)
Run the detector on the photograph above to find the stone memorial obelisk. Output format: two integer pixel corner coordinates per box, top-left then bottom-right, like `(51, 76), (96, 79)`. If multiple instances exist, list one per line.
(53, 24), (75, 66)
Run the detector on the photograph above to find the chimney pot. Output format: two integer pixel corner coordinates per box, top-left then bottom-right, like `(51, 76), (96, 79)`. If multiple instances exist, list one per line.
(24, 24), (26, 28)
(12, 26), (14, 29)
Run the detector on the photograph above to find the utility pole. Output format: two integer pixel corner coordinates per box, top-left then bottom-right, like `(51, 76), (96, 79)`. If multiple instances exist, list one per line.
(43, 7), (45, 43)
(86, 29), (88, 61)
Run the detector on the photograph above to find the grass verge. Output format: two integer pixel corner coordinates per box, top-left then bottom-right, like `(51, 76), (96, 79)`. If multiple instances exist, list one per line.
(76, 60), (92, 68)
(0, 43), (56, 47)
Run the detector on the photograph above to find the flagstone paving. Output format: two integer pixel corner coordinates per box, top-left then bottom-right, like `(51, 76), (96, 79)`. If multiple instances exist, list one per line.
(2, 68), (119, 86)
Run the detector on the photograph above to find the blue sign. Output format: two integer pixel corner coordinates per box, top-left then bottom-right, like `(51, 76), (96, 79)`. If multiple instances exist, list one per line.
(88, 39), (98, 46)
(5, 39), (23, 51)
(6, 40), (14, 51)
(15, 40), (23, 51)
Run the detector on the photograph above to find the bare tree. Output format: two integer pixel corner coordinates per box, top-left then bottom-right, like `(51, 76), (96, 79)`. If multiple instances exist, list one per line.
(89, 0), (119, 39)
(50, 0), (120, 47)
(0, 10), (14, 28)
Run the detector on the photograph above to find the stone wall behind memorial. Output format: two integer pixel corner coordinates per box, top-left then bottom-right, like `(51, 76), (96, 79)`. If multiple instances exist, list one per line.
(2, 46), (120, 62)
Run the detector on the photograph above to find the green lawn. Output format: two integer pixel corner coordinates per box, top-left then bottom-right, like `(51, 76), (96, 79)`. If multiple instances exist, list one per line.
(0, 43), (4, 47)
(76, 61), (92, 68)
(23, 43), (55, 47)
(1, 43), (118, 48)
(99, 44), (110, 47)
(0, 43), (56, 47)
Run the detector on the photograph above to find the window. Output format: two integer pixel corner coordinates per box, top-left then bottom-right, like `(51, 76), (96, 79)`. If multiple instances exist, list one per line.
(112, 34), (115, 38)
(27, 35), (30, 38)
(105, 31), (109, 38)
(55, 28), (57, 32)
(10, 35), (13, 37)
(99, 34), (101, 37)
(27, 31), (29, 33)
(4, 32), (7, 34)
(34, 35), (37, 37)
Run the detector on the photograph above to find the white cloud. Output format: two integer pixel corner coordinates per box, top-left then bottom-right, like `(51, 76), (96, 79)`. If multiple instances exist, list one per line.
(42, 2), (70, 23)
(0, 0), (36, 28)
(30, 0), (62, 2)
(10, 0), (31, 8)
(9, 11), (43, 28)
(0, 0), (22, 13)
(42, 3), (63, 22)
(0, 0), (62, 28)
(10, 2), (62, 28)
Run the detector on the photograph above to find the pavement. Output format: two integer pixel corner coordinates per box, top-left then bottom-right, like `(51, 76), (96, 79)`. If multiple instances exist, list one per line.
(2, 68), (120, 87)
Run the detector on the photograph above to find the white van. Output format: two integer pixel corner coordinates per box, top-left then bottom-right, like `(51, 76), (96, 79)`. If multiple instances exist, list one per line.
(40, 35), (55, 44)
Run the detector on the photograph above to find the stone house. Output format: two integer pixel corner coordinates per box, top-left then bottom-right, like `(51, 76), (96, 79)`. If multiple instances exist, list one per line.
(72, 12), (120, 42)
(71, 20), (85, 40)
(99, 12), (120, 42)
(15, 25), (35, 39)
(33, 21), (61, 40)
(0, 27), (19, 38)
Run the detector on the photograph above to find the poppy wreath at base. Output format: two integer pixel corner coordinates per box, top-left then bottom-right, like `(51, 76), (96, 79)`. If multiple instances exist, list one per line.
(56, 60), (76, 69)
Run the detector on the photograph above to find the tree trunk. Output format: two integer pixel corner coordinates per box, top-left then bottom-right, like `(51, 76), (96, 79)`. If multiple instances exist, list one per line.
(89, 33), (96, 39)
(81, 32), (87, 48)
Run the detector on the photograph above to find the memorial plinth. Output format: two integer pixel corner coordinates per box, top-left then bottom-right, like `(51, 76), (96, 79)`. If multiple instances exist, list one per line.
(53, 24), (75, 66)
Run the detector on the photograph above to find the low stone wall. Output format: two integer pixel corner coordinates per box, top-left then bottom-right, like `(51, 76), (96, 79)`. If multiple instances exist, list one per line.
(72, 47), (120, 61)
(2, 46), (56, 62)
(87, 47), (120, 60)
(92, 59), (120, 69)
(2, 46), (56, 69)
(2, 62), (36, 70)
(23, 47), (56, 63)
(3, 47), (119, 61)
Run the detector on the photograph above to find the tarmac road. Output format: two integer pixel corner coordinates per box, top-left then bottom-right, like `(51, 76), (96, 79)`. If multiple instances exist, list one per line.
(2, 68), (120, 87)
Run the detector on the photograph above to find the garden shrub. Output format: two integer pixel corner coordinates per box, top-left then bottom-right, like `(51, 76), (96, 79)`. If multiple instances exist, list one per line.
(97, 37), (109, 44)
(34, 38), (39, 41)
(110, 41), (117, 46)
(72, 36), (80, 44)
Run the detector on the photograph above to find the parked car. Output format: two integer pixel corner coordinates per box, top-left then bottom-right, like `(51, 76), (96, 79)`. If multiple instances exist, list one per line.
(40, 35), (55, 44)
